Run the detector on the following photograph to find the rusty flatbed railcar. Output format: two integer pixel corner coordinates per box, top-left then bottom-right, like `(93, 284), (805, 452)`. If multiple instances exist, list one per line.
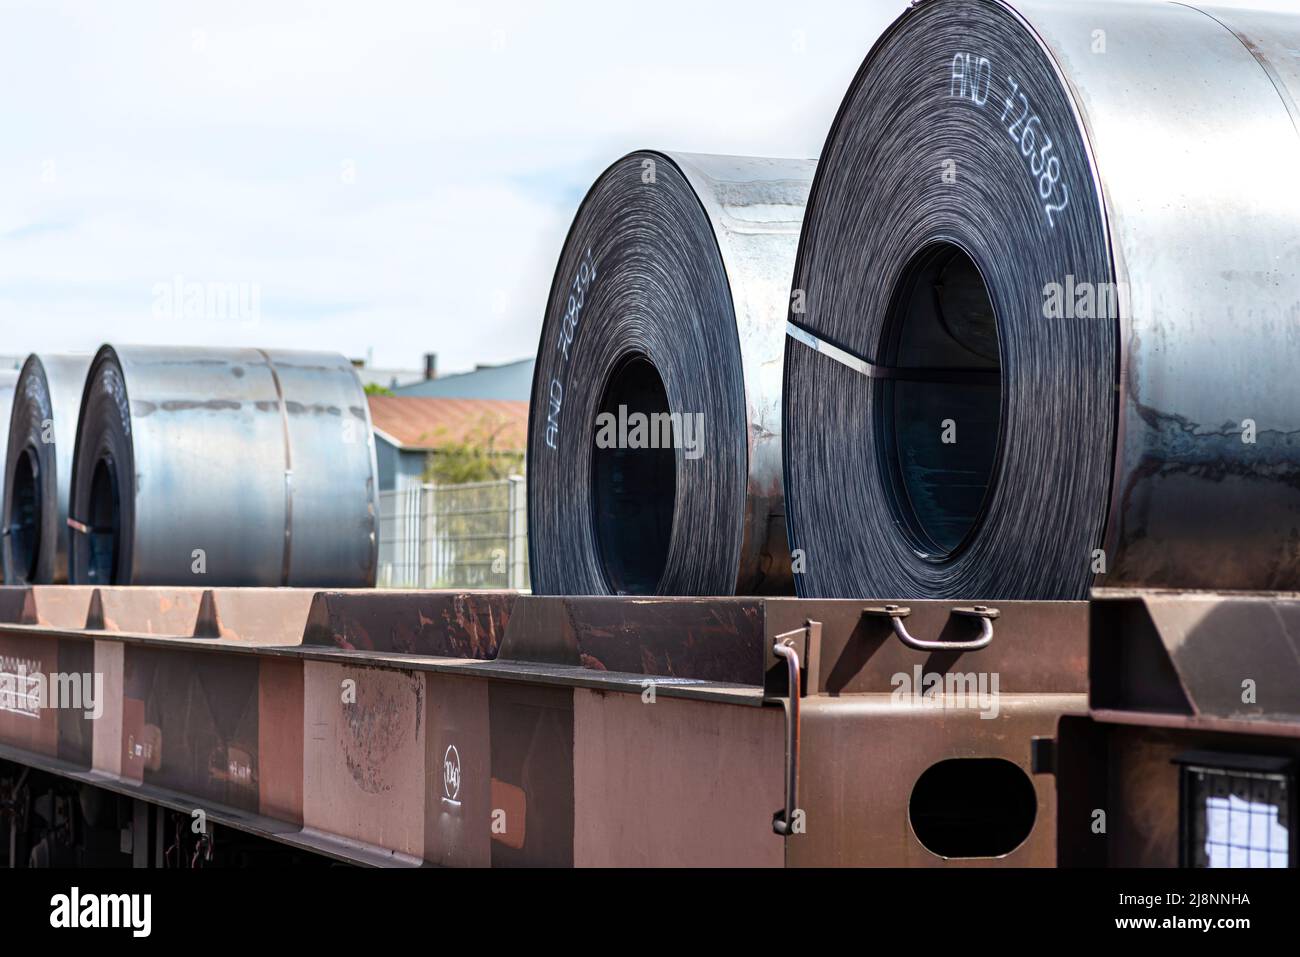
(0, 586), (1086, 867)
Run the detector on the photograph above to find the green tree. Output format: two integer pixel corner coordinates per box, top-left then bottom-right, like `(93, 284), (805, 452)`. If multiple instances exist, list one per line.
(423, 413), (524, 484)
(419, 412), (526, 588)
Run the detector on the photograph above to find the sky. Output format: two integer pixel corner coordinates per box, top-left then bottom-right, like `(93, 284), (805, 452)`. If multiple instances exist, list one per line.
(0, 0), (1290, 375)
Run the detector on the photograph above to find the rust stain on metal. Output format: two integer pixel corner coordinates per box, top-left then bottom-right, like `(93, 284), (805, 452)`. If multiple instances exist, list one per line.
(304, 590), (515, 658)
(340, 669), (424, 794)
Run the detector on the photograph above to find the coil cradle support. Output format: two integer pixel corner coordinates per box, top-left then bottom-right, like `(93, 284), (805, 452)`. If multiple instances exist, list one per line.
(769, 618), (821, 837)
(783, 0), (1300, 600)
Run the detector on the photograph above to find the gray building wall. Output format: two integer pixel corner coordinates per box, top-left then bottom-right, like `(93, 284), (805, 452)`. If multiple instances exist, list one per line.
(375, 435), (430, 491)
(393, 358), (533, 402)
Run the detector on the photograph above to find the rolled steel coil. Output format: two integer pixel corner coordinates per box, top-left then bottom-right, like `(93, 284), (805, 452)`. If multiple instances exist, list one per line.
(784, 0), (1300, 599)
(2, 354), (91, 584)
(0, 367), (16, 582)
(68, 345), (379, 586)
(528, 151), (813, 595)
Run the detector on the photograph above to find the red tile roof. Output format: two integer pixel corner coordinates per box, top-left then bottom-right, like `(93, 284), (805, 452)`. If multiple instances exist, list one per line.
(367, 396), (528, 452)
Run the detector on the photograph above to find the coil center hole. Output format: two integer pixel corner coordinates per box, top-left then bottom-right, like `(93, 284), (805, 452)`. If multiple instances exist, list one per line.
(9, 446), (42, 582)
(87, 455), (122, 584)
(878, 242), (1002, 561)
(591, 355), (675, 594)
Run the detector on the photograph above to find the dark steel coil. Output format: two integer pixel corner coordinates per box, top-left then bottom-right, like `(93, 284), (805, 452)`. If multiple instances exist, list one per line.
(2, 354), (91, 584)
(0, 367), (16, 582)
(528, 151), (813, 595)
(68, 345), (379, 587)
(784, 0), (1300, 599)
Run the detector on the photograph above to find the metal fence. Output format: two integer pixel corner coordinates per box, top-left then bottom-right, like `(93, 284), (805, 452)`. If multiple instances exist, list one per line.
(377, 476), (529, 590)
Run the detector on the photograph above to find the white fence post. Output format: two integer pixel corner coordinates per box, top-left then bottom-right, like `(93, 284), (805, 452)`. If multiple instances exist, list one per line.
(419, 483), (435, 589)
(377, 477), (529, 590)
(507, 474), (527, 590)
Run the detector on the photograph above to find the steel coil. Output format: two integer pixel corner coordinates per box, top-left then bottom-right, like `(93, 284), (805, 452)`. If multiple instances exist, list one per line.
(784, 0), (1300, 599)
(0, 367), (16, 582)
(68, 345), (379, 587)
(528, 151), (813, 595)
(2, 354), (91, 584)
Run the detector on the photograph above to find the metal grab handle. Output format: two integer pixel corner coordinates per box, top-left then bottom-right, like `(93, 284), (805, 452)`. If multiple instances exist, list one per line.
(771, 637), (801, 837)
(865, 604), (999, 652)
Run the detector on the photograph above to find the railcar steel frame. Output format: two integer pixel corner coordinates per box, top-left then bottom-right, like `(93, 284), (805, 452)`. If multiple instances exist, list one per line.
(0, 586), (1088, 866)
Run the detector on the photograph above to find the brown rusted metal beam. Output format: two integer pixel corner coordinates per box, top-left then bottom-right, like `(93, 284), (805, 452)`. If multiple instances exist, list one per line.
(0, 585), (1092, 867)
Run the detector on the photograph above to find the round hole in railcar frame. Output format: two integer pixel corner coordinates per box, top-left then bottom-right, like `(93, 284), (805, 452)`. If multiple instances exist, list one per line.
(908, 757), (1037, 859)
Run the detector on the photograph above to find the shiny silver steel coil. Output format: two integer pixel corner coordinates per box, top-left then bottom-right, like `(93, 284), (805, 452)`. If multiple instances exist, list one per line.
(784, 0), (1300, 600)
(2, 354), (91, 584)
(528, 151), (813, 595)
(69, 345), (379, 587)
